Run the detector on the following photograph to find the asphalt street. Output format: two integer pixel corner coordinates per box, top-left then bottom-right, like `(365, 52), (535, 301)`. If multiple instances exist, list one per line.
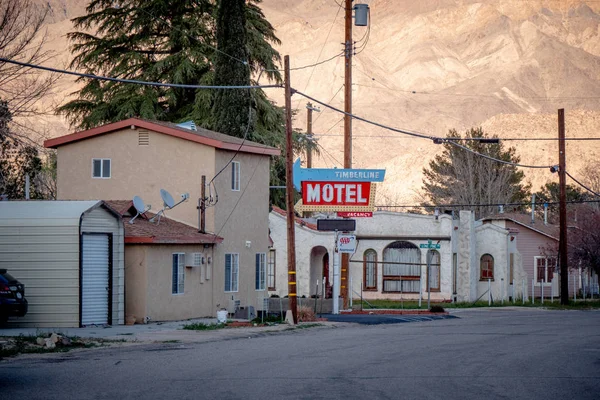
(1, 308), (599, 400)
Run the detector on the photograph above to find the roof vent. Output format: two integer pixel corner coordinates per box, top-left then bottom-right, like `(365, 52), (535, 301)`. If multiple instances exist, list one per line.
(176, 120), (197, 131)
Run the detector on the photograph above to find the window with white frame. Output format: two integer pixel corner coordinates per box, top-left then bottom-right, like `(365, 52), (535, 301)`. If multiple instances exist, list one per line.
(480, 254), (494, 281)
(256, 253), (266, 291)
(363, 249), (377, 290)
(535, 256), (556, 285)
(92, 158), (111, 178)
(428, 250), (441, 292)
(267, 249), (276, 291)
(231, 161), (240, 191)
(225, 253), (239, 292)
(172, 253), (185, 294)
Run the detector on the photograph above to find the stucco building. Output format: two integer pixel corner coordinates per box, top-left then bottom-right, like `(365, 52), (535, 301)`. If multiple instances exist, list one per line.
(45, 118), (279, 320)
(269, 208), (527, 304)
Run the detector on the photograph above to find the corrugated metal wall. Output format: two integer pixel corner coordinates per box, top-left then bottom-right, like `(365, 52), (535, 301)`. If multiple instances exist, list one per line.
(81, 206), (125, 325)
(0, 221), (80, 327)
(0, 202), (124, 327)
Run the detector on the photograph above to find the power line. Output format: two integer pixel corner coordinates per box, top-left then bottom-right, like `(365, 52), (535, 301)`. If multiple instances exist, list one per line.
(376, 199), (600, 210)
(0, 58), (280, 90)
(289, 52), (344, 71)
(293, 88), (556, 169)
(565, 171), (600, 197)
(293, 3), (342, 113)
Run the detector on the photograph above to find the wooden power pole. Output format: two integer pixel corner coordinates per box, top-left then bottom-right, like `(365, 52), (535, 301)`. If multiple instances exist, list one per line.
(340, 0), (354, 309)
(306, 103), (314, 169)
(284, 55), (298, 323)
(558, 109), (569, 305)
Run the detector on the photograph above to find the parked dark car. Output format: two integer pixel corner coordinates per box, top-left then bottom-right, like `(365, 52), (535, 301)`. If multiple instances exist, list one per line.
(0, 269), (28, 323)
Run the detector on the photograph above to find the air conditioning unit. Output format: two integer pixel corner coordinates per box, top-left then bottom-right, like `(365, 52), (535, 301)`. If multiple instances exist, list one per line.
(186, 252), (203, 268)
(227, 299), (241, 314)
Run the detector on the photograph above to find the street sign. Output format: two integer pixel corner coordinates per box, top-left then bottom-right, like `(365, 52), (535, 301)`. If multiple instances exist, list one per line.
(293, 159), (385, 191)
(317, 219), (356, 232)
(420, 240), (441, 249)
(337, 211), (373, 218)
(337, 234), (357, 253)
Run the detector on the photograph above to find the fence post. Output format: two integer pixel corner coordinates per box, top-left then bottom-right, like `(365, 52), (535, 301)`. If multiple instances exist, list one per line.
(573, 270), (577, 302)
(522, 278), (525, 304)
(541, 280), (544, 305)
(501, 279), (504, 305)
(488, 278), (491, 306)
(512, 279), (515, 304)
(532, 279), (535, 305)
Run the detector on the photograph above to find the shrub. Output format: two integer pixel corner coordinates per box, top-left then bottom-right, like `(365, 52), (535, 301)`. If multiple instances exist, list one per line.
(429, 305), (445, 313)
(297, 306), (316, 322)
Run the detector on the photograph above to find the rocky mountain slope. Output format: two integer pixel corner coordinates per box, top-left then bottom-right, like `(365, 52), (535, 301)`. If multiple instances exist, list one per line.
(30, 0), (600, 204)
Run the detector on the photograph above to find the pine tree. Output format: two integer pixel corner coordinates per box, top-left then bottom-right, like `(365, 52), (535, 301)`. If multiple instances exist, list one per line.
(212, 0), (253, 138)
(422, 127), (530, 218)
(57, 0), (283, 138)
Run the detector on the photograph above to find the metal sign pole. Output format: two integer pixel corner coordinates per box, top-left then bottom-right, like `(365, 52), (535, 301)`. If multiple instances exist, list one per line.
(333, 230), (340, 314)
(427, 250), (431, 310)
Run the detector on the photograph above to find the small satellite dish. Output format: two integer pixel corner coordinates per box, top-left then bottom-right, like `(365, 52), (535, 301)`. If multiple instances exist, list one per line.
(133, 196), (146, 213)
(129, 195), (151, 224)
(160, 189), (175, 209)
(150, 188), (190, 224)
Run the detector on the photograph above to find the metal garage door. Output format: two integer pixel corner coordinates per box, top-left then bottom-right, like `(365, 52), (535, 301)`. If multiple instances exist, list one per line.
(82, 234), (110, 326)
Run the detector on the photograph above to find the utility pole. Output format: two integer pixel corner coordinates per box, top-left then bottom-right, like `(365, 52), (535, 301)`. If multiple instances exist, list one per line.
(558, 108), (569, 305)
(340, 0), (354, 310)
(284, 55), (298, 323)
(306, 102), (319, 168)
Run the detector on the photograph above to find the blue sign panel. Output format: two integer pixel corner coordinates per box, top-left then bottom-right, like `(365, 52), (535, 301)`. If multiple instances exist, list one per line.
(292, 159), (386, 191)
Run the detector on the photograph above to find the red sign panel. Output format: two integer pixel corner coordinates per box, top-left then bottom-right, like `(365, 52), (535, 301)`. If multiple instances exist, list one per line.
(302, 181), (371, 206)
(337, 212), (373, 218)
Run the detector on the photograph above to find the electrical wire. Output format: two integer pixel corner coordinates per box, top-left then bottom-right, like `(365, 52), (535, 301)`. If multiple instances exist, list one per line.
(375, 198), (600, 210)
(293, 3), (342, 113)
(314, 84), (344, 124)
(445, 140), (553, 169)
(289, 52), (344, 71)
(0, 58), (280, 90)
(293, 89), (556, 169)
(565, 171), (600, 197)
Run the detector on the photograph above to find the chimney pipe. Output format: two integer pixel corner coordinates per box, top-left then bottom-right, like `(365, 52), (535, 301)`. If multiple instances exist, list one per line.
(531, 194), (536, 224)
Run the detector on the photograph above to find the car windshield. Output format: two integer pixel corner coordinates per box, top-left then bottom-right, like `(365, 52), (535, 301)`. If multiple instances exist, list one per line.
(0, 271), (17, 283)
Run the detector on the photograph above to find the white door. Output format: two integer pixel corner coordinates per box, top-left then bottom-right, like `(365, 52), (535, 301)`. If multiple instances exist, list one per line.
(82, 234), (110, 325)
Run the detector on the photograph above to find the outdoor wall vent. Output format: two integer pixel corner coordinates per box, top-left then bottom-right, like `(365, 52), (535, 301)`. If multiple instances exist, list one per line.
(138, 130), (149, 146)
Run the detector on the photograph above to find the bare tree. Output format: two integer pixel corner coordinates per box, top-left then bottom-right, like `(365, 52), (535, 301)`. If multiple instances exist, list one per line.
(0, 0), (57, 120)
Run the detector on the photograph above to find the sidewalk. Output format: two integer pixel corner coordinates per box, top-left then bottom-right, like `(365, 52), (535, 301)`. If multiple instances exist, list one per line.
(0, 318), (338, 344)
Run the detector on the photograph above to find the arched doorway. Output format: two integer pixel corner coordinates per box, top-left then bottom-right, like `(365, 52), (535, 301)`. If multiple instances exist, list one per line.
(309, 246), (330, 298)
(383, 241), (421, 293)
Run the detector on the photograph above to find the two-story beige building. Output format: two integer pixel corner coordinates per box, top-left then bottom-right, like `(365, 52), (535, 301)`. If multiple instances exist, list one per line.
(45, 118), (280, 320)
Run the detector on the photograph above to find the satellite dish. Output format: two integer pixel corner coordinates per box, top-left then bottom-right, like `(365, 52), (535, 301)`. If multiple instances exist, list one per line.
(133, 196), (146, 213)
(150, 188), (190, 224)
(129, 195), (151, 224)
(160, 189), (175, 208)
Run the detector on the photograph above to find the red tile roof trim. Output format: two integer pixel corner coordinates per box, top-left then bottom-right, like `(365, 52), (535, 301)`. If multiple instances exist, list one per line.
(44, 118), (280, 156)
(271, 206), (318, 230)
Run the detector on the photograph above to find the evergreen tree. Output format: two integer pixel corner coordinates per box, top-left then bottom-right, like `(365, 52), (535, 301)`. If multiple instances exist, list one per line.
(212, 0), (254, 138)
(422, 127), (530, 218)
(533, 181), (589, 224)
(57, 0), (282, 136)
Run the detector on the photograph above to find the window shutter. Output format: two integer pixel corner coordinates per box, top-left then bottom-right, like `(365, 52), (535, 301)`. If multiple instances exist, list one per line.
(102, 159), (111, 178)
(172, 254), (178, 294)
(225, 254), (231, 292)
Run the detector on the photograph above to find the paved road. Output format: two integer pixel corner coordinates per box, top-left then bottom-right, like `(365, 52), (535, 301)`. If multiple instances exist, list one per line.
(1, 308), (599, 400)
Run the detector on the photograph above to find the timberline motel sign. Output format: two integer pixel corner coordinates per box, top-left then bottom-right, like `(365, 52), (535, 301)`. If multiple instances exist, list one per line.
(292, 159), (386, 214)
(292, 158), (386, 315)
